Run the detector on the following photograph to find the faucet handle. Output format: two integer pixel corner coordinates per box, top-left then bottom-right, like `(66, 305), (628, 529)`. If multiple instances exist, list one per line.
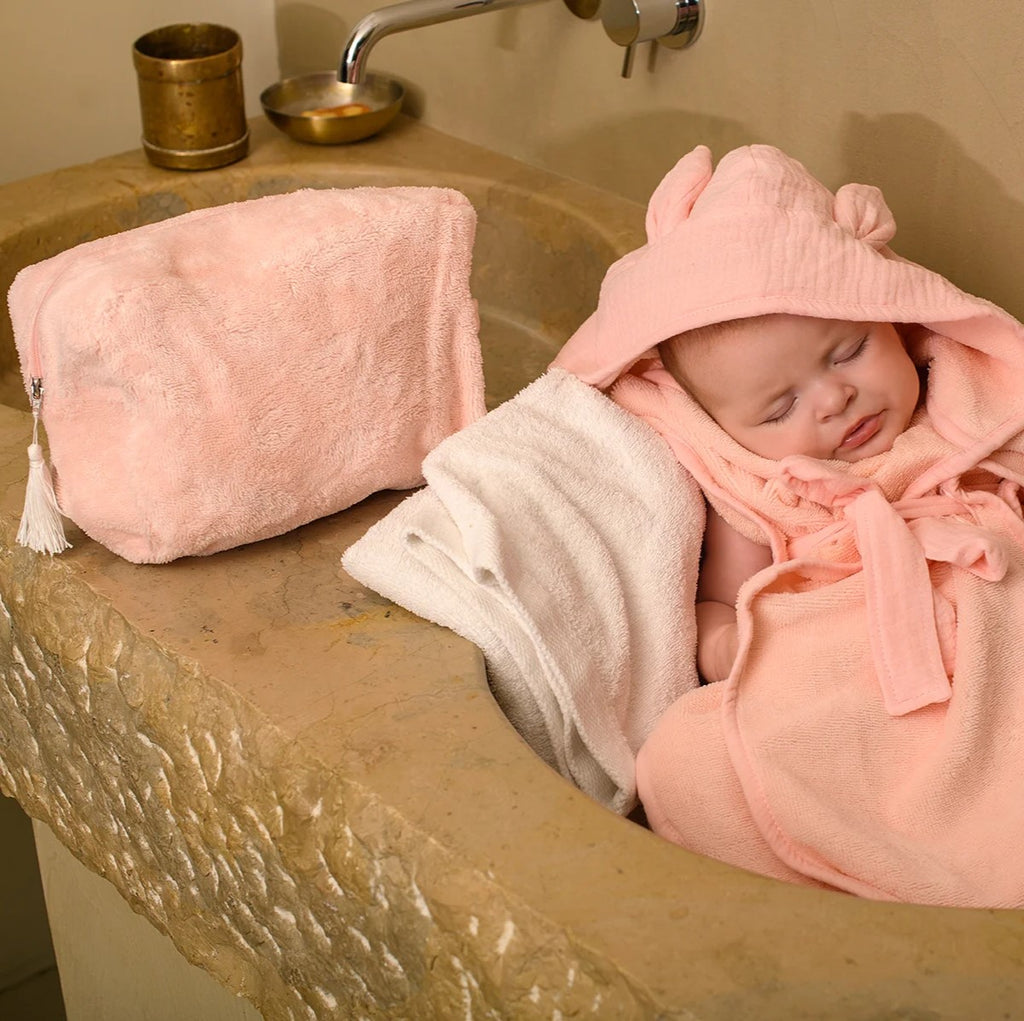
(619, 42), (637, 78)
(601, 0), (702, 77)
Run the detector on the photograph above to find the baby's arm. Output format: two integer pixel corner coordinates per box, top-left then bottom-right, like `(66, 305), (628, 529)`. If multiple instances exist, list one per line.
(695, 504), (772, 682)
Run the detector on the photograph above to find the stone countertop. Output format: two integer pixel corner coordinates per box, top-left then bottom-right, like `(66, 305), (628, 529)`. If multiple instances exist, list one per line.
(0, 117), (1022, 1020)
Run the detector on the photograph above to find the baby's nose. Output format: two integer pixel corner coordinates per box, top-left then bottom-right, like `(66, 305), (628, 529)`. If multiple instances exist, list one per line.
(815, 379), (856, 419)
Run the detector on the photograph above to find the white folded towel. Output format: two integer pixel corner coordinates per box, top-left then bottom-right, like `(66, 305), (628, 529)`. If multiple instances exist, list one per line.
(342, 368), (702, 813)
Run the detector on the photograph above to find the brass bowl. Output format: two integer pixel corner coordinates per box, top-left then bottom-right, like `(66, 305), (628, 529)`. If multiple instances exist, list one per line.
(260, 71), (404, 144)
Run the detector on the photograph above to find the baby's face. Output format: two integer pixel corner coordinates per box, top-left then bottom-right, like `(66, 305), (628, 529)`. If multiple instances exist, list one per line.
(670, 316), (921, 462)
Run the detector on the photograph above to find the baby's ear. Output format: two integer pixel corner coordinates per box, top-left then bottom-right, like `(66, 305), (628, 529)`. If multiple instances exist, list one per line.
(645, 145), (714, 242)
(832, 183), (896, 248)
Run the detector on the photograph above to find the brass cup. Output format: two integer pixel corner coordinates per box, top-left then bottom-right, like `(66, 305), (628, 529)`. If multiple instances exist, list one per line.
(132, 24), (249, 171)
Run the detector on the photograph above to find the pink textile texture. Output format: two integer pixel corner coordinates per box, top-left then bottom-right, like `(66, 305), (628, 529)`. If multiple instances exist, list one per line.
(8, 187), (485, 563)
(555, 144), (1024, 908)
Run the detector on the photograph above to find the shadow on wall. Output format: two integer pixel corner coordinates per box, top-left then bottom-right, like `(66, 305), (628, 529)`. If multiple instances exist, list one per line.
(841, 112), (1024, 322)
(545, 108), (1024, 330)
(276, 2), (349, 77)
(542, 109), (753, 207)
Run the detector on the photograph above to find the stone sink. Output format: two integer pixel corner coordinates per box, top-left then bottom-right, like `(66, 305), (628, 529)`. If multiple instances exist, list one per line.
(1, 118), (1022, 1019)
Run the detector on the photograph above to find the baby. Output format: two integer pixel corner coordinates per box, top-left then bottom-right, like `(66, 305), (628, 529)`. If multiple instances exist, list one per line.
(553, 143), (1024, 906)
(658, 313), (923, 683)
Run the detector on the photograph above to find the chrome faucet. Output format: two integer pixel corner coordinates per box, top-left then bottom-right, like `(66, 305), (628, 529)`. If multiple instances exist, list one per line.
(338, 0), (551, 85)
(602, 0), (703, 77)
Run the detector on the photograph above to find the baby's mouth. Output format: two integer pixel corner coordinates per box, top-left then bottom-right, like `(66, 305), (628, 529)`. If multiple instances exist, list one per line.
(839, 413), (882, 452)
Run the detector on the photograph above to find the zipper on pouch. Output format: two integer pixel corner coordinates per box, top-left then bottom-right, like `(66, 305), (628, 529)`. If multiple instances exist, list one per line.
(17, 373), (71, 554)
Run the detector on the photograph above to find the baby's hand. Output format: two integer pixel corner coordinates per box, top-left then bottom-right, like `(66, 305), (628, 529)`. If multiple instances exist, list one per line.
(695, 601), (739, 683)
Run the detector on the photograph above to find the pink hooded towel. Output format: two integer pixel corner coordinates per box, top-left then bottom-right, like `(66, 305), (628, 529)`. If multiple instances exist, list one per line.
(552, 144), (1024, 908)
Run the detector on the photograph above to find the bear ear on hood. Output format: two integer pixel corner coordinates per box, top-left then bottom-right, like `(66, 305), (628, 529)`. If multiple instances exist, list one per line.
(832, 183), (896, 249)
(645, 145), (715, 242)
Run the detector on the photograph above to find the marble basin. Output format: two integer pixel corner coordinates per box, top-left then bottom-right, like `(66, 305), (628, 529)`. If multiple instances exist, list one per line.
(0, 118), (1022, 1020)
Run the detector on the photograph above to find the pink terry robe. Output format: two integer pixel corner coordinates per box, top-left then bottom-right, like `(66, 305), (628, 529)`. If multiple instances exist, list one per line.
(551, 144), (1024, 908)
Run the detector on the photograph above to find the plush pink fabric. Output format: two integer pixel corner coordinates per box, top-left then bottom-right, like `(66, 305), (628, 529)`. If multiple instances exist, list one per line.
(555, 144), (1024, 907)
(8, 187), (485, 563)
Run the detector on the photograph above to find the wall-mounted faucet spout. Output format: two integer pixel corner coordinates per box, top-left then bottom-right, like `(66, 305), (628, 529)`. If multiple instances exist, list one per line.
(338, 0), (549, 85)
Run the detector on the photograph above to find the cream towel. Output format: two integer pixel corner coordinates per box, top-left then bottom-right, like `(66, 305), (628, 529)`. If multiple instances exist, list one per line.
(342, 368), (702, 813)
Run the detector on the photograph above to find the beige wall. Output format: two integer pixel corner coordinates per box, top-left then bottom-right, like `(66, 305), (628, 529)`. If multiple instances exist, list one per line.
(2, 0), (1023, 319)
(0, 796), (55, 991)
(276, 0), (1024, 321)
(0, 0), (277, 185)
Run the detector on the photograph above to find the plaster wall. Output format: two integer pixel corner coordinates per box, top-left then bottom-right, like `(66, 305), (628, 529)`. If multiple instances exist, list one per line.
(0, 0), (277, 185)
(0, 795), (55, 990)
(279, 0), (1024, 321)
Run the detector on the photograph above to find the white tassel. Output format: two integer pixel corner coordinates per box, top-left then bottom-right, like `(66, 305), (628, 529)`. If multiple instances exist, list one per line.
(17, 379), (70, 555)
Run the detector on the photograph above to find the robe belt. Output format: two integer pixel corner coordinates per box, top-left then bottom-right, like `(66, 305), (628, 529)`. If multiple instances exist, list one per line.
(778, 460), (1012, 717)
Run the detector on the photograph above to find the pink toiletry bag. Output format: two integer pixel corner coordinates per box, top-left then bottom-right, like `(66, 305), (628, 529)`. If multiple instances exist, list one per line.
(7, 186), (485, 563)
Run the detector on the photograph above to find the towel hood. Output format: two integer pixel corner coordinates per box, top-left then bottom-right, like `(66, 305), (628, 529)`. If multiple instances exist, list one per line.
(551, 144), (1024, 391)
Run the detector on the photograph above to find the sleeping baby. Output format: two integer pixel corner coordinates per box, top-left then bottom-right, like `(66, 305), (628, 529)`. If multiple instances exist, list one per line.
(552, 143), (1024, 907)
(658, 314), (923, 683)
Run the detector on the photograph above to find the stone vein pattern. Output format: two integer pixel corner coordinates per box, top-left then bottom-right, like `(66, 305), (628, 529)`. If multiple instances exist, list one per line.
(0, 533), (657, 1019)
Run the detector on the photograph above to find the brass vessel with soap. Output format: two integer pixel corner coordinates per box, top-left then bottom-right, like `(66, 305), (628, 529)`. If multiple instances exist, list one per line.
(260, 71), (404, 145)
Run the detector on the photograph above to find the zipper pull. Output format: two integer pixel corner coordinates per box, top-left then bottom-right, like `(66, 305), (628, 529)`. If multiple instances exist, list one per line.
(17, 377), (71, 555)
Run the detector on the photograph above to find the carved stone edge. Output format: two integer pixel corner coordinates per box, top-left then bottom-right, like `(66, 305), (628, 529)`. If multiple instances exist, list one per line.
(0, 525), (660, 1019)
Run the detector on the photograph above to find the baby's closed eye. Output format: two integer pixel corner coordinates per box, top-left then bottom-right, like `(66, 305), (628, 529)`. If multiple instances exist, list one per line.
(762, 396), (797, 425)
(833, 335), (868, 364)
